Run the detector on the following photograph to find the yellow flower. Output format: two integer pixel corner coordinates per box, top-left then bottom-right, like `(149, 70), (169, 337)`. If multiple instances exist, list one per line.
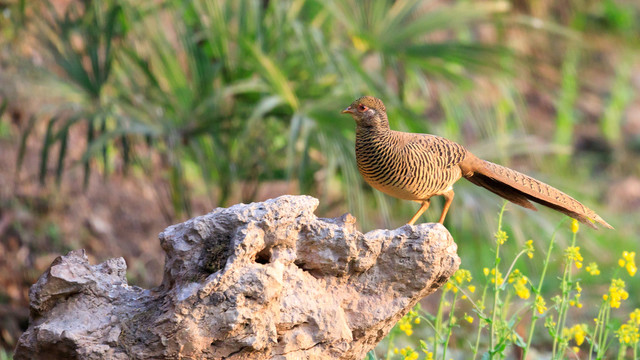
(586, 262), (600, 276)
(419, 340), (432, 357)
(616, 324), (640, 345)
(495, 230), (508, 245)
(616, 309), (640, 345)
(525, 240), (534, 258)
(483, 268), (490, 276)
(563, 324), (587, 346)
(571, 219), (579, 234)
(627, 263), (637, 277)
(464, 313), (474, 323)
(446, 269), (472, 293)
(630, 309), (640, 324)
(406, 352), (419, 360)
(564, 246), (583, 269)
(458, 269), (473, 283)
(535, 295), (547, 314)
(397, 310), (419, 336)
(508, 269), (530, 299)
(399, 322), (413, 336)
(545, 316), (556, 330)
(489, 268), (504, 285)
(604, 279), (629, 309)
(400, 346), (418, 360)
(569, 282), (583, 308)
(619, 251), (637, 277)
(468, 285), (476, 293)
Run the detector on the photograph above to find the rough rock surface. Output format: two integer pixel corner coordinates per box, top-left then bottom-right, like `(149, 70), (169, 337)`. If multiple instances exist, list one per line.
(15, 195), (460, 360)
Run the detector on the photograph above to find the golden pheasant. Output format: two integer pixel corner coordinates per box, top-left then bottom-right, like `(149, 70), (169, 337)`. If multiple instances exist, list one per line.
(342, 96), (612, 229)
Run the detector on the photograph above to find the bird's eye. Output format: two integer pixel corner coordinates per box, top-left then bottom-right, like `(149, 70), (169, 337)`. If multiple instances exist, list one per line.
(357, 104), (368, 112)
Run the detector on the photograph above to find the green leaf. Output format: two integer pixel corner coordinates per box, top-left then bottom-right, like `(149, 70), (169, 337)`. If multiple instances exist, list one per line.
(243, 41), (300, 111)
(55, 125), (69, 185)
(39, 117), (59, 185)
(17, 115), (37, 175)
(84, 118), (95, 189)
(0, 98), (7, 118)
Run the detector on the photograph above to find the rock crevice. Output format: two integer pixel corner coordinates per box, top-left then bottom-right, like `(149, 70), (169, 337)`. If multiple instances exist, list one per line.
(15, 195), (460, 360)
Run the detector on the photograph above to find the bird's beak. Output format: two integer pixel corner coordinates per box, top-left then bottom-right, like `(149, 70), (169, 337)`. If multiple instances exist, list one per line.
(341, 106), (354, 114)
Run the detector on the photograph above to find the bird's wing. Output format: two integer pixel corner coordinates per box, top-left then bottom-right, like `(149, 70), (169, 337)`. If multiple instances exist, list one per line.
(408, 133), (468, 169)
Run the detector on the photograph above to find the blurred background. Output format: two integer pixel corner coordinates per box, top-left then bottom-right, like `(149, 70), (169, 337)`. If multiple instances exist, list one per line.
(0, 0), (638, 357)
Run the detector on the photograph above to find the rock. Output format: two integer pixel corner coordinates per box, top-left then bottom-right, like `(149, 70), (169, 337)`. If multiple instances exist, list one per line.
(14, 195), (460, 360)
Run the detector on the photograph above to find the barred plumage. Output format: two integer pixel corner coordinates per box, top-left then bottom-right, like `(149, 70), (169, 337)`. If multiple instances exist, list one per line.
(343, 96), (613, 229)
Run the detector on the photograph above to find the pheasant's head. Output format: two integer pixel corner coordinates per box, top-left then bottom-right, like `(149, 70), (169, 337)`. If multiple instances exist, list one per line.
(342, 96), (389, 128)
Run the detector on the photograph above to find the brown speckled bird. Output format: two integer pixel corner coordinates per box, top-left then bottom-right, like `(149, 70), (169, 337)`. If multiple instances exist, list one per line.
(342, 96), (613, 229)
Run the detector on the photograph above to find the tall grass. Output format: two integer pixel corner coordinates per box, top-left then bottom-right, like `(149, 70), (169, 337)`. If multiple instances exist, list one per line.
(553, 42), (580, 167)
(601, 52), (634, 145)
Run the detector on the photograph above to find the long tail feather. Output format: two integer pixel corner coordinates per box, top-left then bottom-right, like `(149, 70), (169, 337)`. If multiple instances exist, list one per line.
(461, 156), (613, 229)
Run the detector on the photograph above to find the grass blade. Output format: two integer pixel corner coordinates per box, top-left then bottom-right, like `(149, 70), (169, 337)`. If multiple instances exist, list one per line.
(39, 117), (58, 185)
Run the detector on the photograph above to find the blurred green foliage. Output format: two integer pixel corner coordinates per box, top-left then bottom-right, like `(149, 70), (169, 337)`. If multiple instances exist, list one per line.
(15, 0), (517, 224)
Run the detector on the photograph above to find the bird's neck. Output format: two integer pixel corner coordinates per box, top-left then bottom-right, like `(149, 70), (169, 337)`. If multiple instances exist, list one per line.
(356, 124), (390, 139)
(355, 125), (394, 152)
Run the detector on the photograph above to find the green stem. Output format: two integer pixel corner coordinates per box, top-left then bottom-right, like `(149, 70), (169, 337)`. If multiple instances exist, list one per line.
(552, 228), (577, 359)
(489, 253), (501, 358)
(472, 281), (490, 360)
(617, 345), (627, 360)
(443, 291), (460, 360)
(598, 306), (612, 359)
(384, 328), (397, 360)
(489, 203), (507, 358)
(589, 302), (606, 360)
(523, 221), (564, 359)
(552, 262), (571, 359)
(501, 249), (527, 290)
(434, 289), (447, 360)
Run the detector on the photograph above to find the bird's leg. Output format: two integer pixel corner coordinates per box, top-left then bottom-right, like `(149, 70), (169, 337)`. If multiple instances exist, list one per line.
(438, 190), (455, 224)
(408, 200), (431, 225)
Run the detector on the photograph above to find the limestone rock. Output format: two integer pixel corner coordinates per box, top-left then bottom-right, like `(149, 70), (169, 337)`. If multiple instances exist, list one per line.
(15, 195), (460, 359)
